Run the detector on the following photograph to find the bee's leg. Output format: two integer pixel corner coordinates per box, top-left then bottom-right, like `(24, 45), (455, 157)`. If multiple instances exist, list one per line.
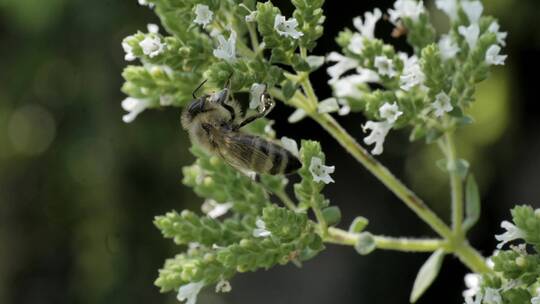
(235, 92), (275, 130)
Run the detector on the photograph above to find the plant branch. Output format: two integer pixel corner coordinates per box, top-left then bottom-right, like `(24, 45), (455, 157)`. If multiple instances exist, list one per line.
(445, 132), (464, 235)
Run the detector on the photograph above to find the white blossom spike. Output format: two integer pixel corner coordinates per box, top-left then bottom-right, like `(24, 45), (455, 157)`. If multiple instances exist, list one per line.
(274, 14), (303, 39)
(488, 21), (508, 46)
(435, 0), (458, 20)
(362, 120), (392, 155)
(193, 4), (214, 27)
(309, 157), (335, 184)
(177, 282), (205, 304)
(348, 33), (365, 55)
(139, 35), (165, 58)
(213, 30), (237, 62)
(374, 56), (397, 77)
(353, 8), (382, 39)
(400, 55), (425, 91)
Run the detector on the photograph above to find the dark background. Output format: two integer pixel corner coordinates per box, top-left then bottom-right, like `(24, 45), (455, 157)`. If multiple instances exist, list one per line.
(1, 0), (539, 303)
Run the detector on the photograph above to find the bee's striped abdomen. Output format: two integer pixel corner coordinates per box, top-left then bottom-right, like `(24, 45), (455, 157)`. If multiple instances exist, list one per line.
(236, 135), (301, 175)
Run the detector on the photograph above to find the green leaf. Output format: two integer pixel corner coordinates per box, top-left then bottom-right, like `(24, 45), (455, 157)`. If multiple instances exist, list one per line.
(354, 232), (376, 255)
(463, 175), (481, 232)
(321, 206), (341, 226)
(410, 249), (445, 303)
(349, 216), (369, 233)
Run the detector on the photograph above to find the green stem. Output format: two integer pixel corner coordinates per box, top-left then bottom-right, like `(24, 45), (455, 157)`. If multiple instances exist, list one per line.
(312, 200), (328, 237)
(326, 227), (446, 252)
(454, 241), (494, 274)
(275, 190), (297, 211)
(445, 132), (464, 234)
(246, 22), (260, 54)
(311, 112), (453, 239)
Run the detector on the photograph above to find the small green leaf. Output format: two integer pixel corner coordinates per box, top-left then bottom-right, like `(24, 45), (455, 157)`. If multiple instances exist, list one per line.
(463, 174), (481, 232)
(410, 249), (445, 303)
(349, 216), (369, 233)
(322, 206), (341, 226)
(282, 80), (298, 100)
(354, 232), (376, 255)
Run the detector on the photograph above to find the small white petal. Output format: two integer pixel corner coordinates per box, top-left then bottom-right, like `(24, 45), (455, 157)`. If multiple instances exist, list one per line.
(374, 56), (397, 78)
(459, 24), (480, 50)
(139, 35), (165, 58)
(249, 83), (266, 109)
(488, 21), (508, 46)
(379, 102), (403, 124)
(485, 45), (507, 66)
(280, 137), (299, 158)
(122, 41), (136, 61)
(309, 157), (335, 184)
(495, 220), (525, 249)
(400, 55), (425, 91)
(362, 120), (392, 155)
(484, 288), (502, 304)
(352, 8), (382, 39)
(461, 1), (483, 24)
(288, 108), (307, 123)
(463, 273), (481, 298)
(337, 99), (351, 116)
(177, 282), (205, 304)
(193, 4), (214, 26)
(147, 23), (159, 33)
(201, 199), (233, 219)
(274, 14), (303, 39)
(348, 33), (365, 55)
(306, 55), (325, 70)
(326, 52), (358, 80)
(245, 11), (257, 22)
(438, 35), (460, 60)
(213, 31), (237, 62)
(121, 97), (150, 123)
(432, 92), (453, 117)
(253, 218), (271, 237)
(436, 0), (458, 20)
(215, 279), (232, 293)
(138, 0), (155, 8)
(318, 98), (340, 114)
(331, 71), (379, 99)
(388, 0), (425, 25)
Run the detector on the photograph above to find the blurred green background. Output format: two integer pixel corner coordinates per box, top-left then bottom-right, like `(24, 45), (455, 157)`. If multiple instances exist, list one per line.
(1, 0), (539, 303)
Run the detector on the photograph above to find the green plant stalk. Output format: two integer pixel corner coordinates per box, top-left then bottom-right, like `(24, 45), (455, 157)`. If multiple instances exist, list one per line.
(326, 227), (446, 252)
(445, 132), (464, 234)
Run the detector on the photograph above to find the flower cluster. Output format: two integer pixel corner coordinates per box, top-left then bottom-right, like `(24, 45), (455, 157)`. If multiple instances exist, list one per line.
(461, 206), (540, 304)
(326, 0), (507, 154)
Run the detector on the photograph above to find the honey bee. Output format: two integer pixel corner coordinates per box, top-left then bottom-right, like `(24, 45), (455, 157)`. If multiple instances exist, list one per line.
(181, 80), (301, 175)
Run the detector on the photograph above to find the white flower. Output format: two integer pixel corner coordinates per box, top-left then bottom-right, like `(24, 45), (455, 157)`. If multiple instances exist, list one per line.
(463, 273), (482, 299)
(309, 157), (335, 184)
(288, 108), (307, 123)
(274, 14), (303, 39)
(201, 200), (233, 219)
(531, 288), (540, 304)
(374, 56), (397, 77)
(379, 102), (403, 124)
(306, 55), (325, 70)
(353, 8), (382, 39)
(280, 137), (299, 158)
(461, 1), (483, 24)
(318, 97), (340, 114)
(253, 218), (271, 237)
(177, 281), (205, 304)
(348, 33), (365, 55)
(438, 35), (460, 60)
(338, 99), (351, 116)
(436, 0), (458, 20)
(464, 294), (483, 304)
(245, 11), (257, 22)
(484, 288), (502, 304)
(213, 30), (236, 62)
(400, 55), (425, 91)
(193, 4), (213, 27)
(495, 220), (526, 249)
(121, 97), (150, 123)
(249, 83), (266, 109)
(326, 52), (358, 81)
(485, 45), (507, 66)
(122, 41), (136, 61)
(331, 70), (380, 99)
(215, 279), (232, 293)
(388, 0), (425, 25)
(147, 23), (159, 34)
(459, 24), (480, 50)
(432, 92), (453, 117)
(362, 120), (392, 155)
(139, 35), (165, 58)
(138, 0), (154, 8)
(488, 21), (508, 46)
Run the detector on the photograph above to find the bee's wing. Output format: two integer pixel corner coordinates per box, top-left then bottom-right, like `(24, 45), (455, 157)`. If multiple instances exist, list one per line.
(217, 133), (272, 173)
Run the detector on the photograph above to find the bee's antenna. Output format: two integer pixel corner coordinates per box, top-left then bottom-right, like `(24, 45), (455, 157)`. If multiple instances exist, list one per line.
(192, 79), (208, 99)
